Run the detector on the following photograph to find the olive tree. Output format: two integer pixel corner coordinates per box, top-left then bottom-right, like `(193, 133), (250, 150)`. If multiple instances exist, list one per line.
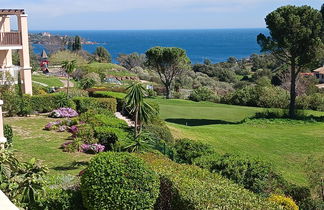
(257, 5), (323, 118)
(146, 47), (190, 99)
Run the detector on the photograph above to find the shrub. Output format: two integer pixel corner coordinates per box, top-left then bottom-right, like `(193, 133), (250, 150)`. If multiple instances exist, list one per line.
(90, 114), (127, 128)
(4, 124), (13, 145)
(81, 152), (159, 210)
(138, 153), (278, 209)
(79, 78), (97, 90)
(268, 194), (298, 210)
(174, 138), (214, 164)
(189, 86), (218, 102)
(72, 97), (117, 113)
(39, 188), (84, 210)
(257, 86), (289, 109)
(2, 90), (21, 116)
(195, 153), (286, 194)
(31, 93), (76, 113)
(94, 126), (127, 150)
(143, 119), (174, 143)
(56, 88), (89, 97)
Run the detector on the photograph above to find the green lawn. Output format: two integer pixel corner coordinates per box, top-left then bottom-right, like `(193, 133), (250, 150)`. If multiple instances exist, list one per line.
(33, 74), (64, 87)
(152, 99), (324, 185)
(4, 116), (91, 176)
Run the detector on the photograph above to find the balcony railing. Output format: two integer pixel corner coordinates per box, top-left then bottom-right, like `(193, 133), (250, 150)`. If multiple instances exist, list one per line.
(0, 32), (21, 46)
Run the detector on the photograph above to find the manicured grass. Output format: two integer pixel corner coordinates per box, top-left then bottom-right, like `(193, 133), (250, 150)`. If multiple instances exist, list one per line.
(4, 116), (92, 176)
(152, 99), (324, 185)
(33, 74), (64, 87)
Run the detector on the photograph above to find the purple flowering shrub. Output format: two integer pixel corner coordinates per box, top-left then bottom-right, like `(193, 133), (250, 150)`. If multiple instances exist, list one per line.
(49, 108), (78, 118)
(81, 144), (105, 154)
(44, 121), (62, 131)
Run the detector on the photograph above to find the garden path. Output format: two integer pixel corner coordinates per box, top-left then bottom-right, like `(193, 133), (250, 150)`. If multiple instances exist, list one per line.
(114, 112), (135, 127)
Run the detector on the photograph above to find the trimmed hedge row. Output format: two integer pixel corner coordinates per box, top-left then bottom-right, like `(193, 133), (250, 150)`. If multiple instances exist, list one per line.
(138, 153), (278, 209)
(30, 93), (76, 113)
(72, 97), (117, 113)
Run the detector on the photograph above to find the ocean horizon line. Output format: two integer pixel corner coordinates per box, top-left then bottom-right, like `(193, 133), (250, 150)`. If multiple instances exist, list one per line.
(29, 28), (267, 32)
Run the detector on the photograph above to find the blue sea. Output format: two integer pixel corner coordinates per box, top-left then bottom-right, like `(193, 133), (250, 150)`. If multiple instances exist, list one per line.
(31, 29), (268, 64)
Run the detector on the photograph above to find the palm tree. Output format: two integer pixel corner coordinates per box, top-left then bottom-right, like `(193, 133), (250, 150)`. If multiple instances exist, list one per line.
(125, 82), (157, 138)
(61, 60), (76, 97)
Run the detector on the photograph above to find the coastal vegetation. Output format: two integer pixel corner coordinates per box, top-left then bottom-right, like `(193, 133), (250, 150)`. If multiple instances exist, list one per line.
(1, 3), (324, 210)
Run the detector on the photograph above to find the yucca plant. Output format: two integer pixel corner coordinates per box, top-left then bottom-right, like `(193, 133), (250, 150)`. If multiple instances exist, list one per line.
(124, 82), (157, 138)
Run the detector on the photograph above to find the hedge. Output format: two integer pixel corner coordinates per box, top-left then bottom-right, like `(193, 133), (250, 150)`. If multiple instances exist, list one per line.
(81, 152), (159, 210)
(194, 153), (287, 194)
(4, 124), (13, 145)
(94, 126), (129, 151)
(91, 91), (126, 99)
(38, 188), (84, 210)
(30, 93), (76, 113)
(72, 97), (117, 113)
(137, 153), (278, 210)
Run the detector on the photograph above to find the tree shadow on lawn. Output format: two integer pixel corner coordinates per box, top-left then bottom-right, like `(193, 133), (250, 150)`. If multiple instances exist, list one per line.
(52, 161), (89, 172)
(165, 118), (239, 126)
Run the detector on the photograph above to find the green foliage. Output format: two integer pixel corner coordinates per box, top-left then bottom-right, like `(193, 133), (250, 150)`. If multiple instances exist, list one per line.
(192, 63), (238, 83)
(94, 126), (128, 151)
(79, 76), (98, 90)
(72, 97), (117, 113)
(257, 5), (324, 117)
(305, 156), (324, 202)
(49, 50), (87, 66)
(117, 52), (146, 70)
(31, 93), (76, 113)
(92, 90), (126, 99)
(93, 46), (112, 63)
(297, 93), (324, 111)
(144, 119), (174, 143)
(56, 88), (89, 98)
(81, 152), (159, 210)
(0, 150), (48, 208)
(146, 47), (191, 98)
(125, 83), (158, 136)
(38, 188), (84, 210)
(225, 85), (289, 109)
(138, 153), (277, 209)
(189, 86), (219, 102)
(4, 124), (13, 145)
(78, 62), (133, 77)
(174, 138), (214, 164)
(72, 36), (82, 51)
(194, 153), (286, 194)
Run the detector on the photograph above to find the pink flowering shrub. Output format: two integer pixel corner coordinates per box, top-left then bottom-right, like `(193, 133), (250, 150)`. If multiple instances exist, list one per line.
(49, 108), (78, 118)
(81, 144), (105, 154)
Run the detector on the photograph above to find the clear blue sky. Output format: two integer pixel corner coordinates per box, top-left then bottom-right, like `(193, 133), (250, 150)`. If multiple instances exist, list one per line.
(3, 0), (323, 30)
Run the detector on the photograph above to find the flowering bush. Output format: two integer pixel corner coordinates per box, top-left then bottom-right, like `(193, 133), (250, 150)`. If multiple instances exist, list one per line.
(49, 108), (78, 118)
(69, 125), (79, 137)
(44, 121), (62, 131)
(81, 144), (105, 154)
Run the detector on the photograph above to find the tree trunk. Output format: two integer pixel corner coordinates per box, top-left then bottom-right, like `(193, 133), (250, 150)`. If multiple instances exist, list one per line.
(134, 107), (138, 138)
(165, 85), (171, 99)
(67, 75), (70, 99)
(289, 62), (297, 118)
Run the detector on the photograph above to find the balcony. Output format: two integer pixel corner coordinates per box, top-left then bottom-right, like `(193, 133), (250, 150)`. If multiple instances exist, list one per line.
(0, 32), (22, 49)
